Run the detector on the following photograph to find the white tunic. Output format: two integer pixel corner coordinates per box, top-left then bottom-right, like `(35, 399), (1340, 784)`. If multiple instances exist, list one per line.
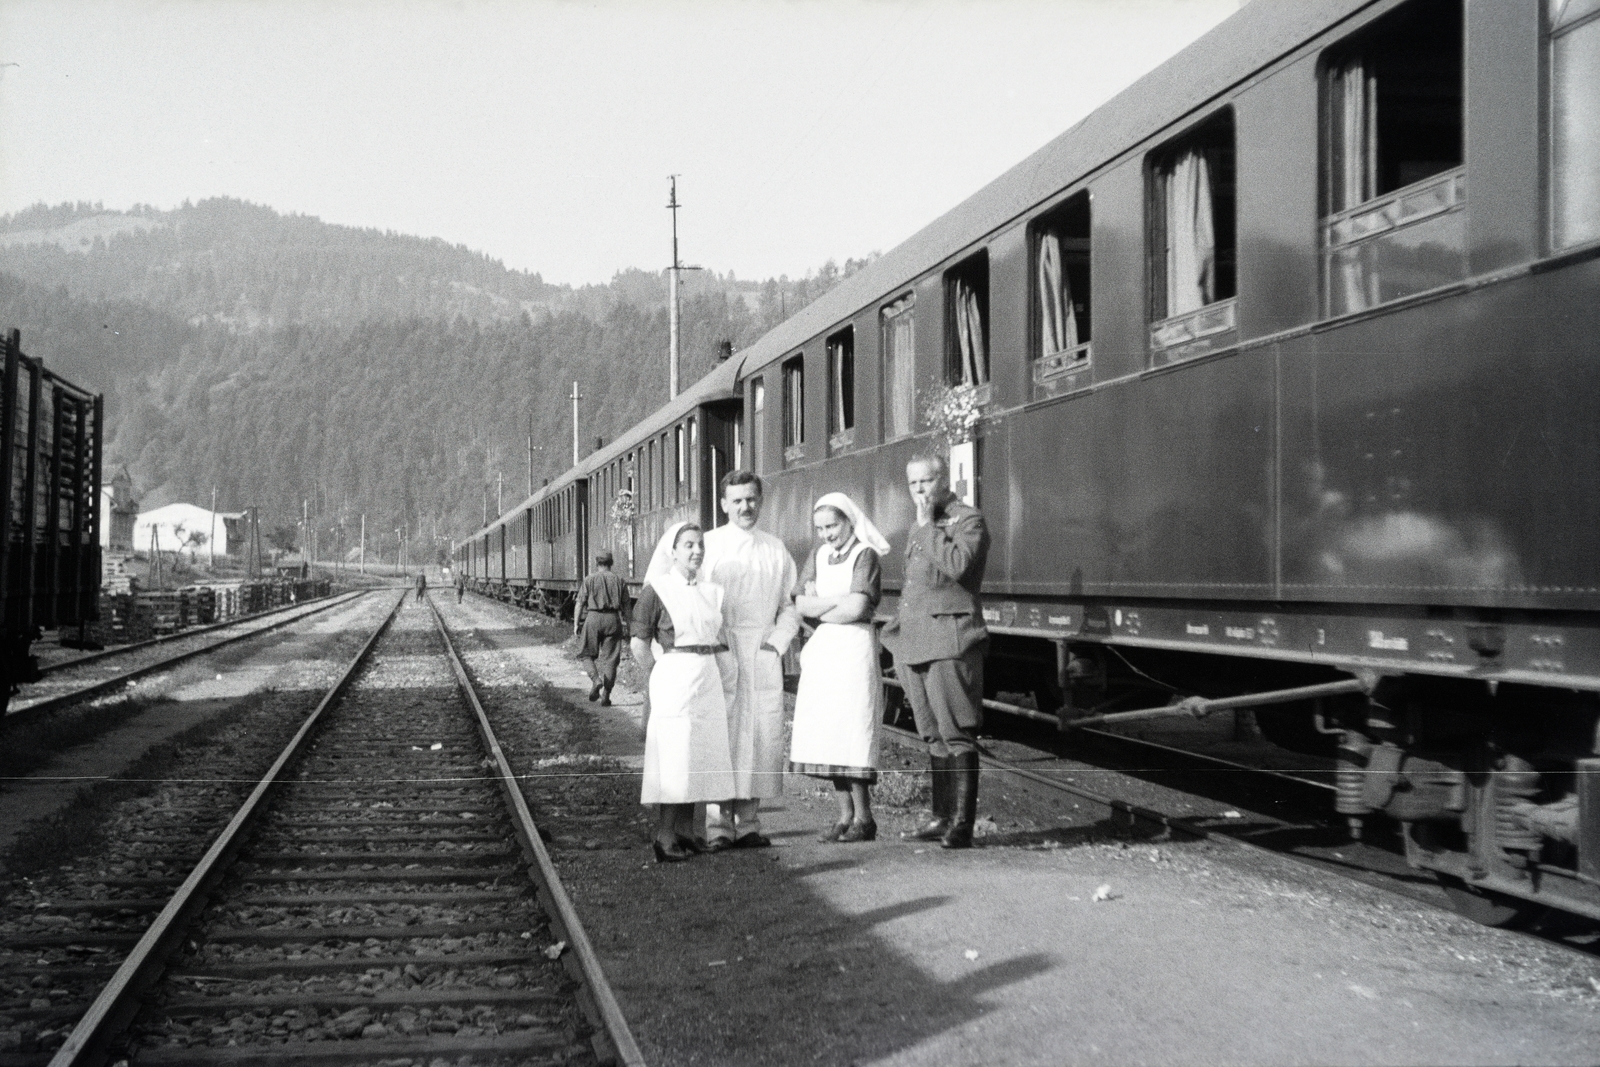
(789, 541), (882, 780)
(639, 571), (736, 805)
(702, 523), (800, 799)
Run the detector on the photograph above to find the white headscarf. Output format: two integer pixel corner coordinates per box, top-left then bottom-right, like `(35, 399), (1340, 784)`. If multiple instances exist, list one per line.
(645, 520), (694, 581)
(814, 492), (890, 555)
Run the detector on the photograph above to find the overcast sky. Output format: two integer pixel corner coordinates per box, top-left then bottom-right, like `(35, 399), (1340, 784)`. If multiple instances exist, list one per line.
(0, 0), (1239, 285)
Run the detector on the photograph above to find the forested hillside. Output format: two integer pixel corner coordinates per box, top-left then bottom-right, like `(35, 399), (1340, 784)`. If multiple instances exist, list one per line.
(0, 199), (870, 561)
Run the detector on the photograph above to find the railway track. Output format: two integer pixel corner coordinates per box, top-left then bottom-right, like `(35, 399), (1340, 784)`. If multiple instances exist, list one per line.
(0, 592), (641, 1067)
(6, 592), (371, 726)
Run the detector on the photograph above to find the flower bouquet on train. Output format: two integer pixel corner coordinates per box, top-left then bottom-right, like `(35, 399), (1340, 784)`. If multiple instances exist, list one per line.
(609, 487), (636, 529)
(921, 381), (987, 453)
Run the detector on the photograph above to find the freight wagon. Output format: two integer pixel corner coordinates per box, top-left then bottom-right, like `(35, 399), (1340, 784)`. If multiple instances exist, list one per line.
(0, 329), (102, 712)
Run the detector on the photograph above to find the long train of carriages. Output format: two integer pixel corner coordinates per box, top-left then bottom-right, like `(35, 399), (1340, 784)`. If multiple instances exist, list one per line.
(458, 0), (1600, 925)
(0, 328), (103, 713)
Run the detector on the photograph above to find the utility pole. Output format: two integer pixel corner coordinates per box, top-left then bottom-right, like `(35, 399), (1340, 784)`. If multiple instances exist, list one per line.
(571, 381), (582, 466)
(527, 411), (535, 497)
(209, 486), (216, 567)
(496, 471), (503, 516)
(666, 175), (703, 400)
(360, 514), (366, 574)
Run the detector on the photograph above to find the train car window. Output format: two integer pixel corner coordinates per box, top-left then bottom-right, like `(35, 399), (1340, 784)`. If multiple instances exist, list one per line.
(944, 253), (989, 388)
(750, 377), (766, 473)
(1551, 0), (1600, 248)
(659, 433), (669, 503)
(1147, 109), (1237, 359)
(827, 327), (855, 453)
(782, 355), (805, 464)
(880, 294), (916, 440)
(1030, 192), (1092, 390)
(646, 440), (655, 511)
(687, 417), (698, 496)
(1322, 0), (1465, 313)
(675, 424), (686, 502)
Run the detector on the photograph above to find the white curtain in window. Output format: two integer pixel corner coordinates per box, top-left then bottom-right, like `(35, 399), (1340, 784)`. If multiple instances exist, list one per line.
(953, 279), (989, 385)
(1037, 232), (1078, 355)
(830, 342), (851, 433)
(1552, 5), (1600, 248)
(1165, 149), (1216, 316)
(1332, 57), (1376, 213)
(883, 307), (915, 439)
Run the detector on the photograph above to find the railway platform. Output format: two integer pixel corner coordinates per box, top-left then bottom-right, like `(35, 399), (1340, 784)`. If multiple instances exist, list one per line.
(442, 592), (1600, 1067)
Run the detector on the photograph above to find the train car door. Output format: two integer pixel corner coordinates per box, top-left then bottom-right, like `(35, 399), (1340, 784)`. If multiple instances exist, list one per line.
(699, 400), (742, 528)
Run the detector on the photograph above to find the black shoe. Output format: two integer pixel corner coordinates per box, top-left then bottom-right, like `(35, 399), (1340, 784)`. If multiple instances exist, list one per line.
(600, 689), (613, 707)
(675, 834), (709, 854)
(732, 832), (771, 849)
(703, 837), (734, 854)
(940, 751), (980, 850)
(652, 838), (690, 863)
(588, 684), (602, 703)
(903, 817), (950, 841)
(841, 819), (877, 843)
(818, 821), (850, 843)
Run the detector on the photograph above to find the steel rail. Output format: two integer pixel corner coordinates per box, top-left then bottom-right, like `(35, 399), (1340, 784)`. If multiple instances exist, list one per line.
(40, 589), (356, 676)
(46, 591), (408, 1067)
(7, 590), (370, 725)
(427, 595), (647, 1067)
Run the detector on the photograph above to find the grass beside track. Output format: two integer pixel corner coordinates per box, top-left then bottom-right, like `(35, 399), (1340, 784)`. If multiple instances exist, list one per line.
(1, 690), (290, 880)
(0, 696), (153, 782)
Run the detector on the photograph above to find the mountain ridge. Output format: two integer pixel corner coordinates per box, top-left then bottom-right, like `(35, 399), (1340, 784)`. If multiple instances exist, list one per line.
(0, 197), (873, 560)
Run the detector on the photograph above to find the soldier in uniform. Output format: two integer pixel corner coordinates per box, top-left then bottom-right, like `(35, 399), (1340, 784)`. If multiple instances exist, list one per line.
(883, 453), (990, 849)
(575, 551), (629, 706)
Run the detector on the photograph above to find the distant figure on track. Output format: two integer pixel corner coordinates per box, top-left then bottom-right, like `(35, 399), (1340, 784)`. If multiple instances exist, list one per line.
(576, 551), (628, 706)
(456, 571), (466, 603)
(882, 453), (990, 850)
(790, 492), (889, 843)
(415, 571), (427, 602)
(632, 522), (735, 863)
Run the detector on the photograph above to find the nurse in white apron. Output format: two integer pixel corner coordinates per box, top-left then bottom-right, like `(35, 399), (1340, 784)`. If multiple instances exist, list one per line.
(631, 522), (736, 862)
(789, 493), (889, 843)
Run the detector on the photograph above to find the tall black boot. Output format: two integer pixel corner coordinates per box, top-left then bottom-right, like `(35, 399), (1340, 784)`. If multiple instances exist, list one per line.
(902, 755), (952, 840)
(940, 751), (980, 849)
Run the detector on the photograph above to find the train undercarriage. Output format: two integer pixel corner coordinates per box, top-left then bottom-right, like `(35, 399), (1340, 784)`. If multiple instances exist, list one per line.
(467, 573), (1600, 926)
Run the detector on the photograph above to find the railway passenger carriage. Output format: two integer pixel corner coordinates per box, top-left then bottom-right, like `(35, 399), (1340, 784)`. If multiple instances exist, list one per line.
(462, 0), (1600, 923)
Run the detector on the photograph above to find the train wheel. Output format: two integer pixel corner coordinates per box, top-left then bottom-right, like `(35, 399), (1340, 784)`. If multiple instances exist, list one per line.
(1435, 874), (1543, 928)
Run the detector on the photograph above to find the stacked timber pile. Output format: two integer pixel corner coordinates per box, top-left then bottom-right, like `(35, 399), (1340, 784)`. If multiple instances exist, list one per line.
(139, 590), (190, 634)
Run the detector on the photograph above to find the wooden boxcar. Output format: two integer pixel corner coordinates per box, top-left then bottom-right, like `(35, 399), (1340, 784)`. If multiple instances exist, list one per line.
(0, 329), (103, 711)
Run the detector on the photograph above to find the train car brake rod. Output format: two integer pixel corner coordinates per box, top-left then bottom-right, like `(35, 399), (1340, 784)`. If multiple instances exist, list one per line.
(1060, 673), (1378, 730)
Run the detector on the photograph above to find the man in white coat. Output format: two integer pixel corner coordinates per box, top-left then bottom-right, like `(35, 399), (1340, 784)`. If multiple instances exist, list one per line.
(701, 470), (801, 850)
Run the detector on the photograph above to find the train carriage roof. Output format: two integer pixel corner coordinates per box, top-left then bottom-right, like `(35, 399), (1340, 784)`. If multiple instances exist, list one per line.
(469, 342), (744, 540)
(465, 0), (1371, 545)
(734, 0), (1369, 377)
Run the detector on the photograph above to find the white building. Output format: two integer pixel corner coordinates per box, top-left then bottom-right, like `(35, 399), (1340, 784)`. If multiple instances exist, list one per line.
(134, 503), (243, 558)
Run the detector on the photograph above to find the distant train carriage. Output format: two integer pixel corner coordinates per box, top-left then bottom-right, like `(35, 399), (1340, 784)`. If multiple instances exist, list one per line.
(464, 0), (1600, 923)
(0, 329), (103, 712)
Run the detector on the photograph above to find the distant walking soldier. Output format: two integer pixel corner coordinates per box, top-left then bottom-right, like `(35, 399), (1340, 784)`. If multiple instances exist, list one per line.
(456, 571), (466, 603)
(576, 551), (629, 706)
(883, 454), (991, 849)
(415, 570), (427, 602)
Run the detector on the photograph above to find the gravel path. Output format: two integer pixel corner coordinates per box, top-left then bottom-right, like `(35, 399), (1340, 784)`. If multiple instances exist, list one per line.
(440, 592), (1600, 1067)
